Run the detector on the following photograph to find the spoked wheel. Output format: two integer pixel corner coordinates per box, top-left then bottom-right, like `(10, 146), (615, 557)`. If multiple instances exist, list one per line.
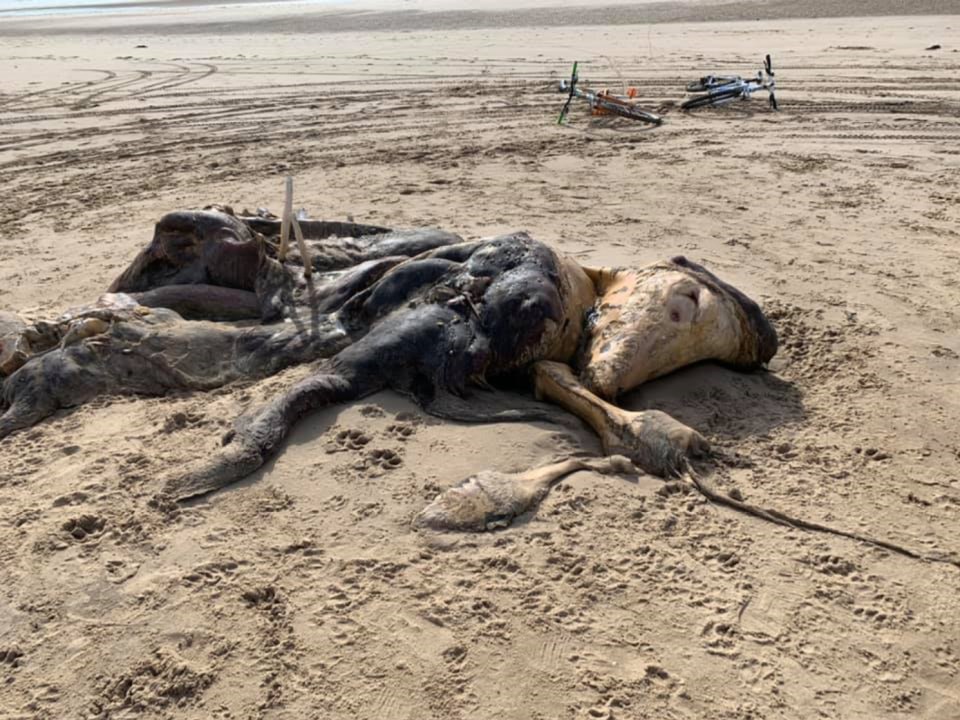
(557, 61), (579, 125)
(593, 95), (662, 125)
(681, 88), (744, 111)
(765, 54), (778, 111)
(686, 75), (741, 93)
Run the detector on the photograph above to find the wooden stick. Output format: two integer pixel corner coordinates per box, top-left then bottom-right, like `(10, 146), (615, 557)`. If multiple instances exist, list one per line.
(278, 175), (293, 262)
(290, 214), (312, 278)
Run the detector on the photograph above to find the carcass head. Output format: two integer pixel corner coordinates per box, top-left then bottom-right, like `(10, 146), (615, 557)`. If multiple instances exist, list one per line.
(580, 256), (778, 398)
(109, 207), (261, 293)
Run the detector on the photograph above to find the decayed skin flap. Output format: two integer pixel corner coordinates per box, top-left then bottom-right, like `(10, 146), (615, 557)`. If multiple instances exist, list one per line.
(0, 206), (778, 512)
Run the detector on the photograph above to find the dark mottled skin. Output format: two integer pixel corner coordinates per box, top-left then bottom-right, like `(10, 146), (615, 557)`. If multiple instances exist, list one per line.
(0, 207), (776, 501)
(0, 210), (580, 496)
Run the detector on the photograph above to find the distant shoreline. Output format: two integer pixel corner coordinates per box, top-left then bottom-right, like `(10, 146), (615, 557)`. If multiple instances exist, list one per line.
(0, 0), (344, 17)
(0, 0), (956, 35)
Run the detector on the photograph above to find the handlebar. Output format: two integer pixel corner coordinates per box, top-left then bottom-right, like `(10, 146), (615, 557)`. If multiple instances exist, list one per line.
(764, 54), (777, 109)
(557, 61), (579, 124)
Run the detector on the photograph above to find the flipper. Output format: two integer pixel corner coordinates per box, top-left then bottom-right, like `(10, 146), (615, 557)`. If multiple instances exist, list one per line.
(415, 455), (634, 532)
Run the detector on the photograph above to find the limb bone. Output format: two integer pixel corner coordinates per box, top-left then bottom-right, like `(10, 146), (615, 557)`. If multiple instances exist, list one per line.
(415, 455), (635, 531)
(532, 360), (709, 476)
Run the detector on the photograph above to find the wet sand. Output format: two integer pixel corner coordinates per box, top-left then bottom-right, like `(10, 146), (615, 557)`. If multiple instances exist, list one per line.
(0, 0), (957, 33)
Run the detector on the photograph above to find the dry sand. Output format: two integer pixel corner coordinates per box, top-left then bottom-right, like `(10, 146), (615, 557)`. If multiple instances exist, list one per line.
(1, 1), (959, 718)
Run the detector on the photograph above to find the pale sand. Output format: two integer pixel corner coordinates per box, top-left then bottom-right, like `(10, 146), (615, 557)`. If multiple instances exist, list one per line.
(1, 2), (959, 718)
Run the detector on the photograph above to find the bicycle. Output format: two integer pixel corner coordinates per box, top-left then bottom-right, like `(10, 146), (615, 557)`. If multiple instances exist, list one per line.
(557, 61), (662, 126)
(681, 54), (778, 111)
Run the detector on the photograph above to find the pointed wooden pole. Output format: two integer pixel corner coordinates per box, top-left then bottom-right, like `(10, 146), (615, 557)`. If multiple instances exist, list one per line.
(278, 175), (293, 262)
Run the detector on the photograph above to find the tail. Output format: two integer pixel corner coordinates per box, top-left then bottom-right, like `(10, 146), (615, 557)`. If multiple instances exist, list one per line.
(165, 367), (365, 501)
(683, 462), (960, 569)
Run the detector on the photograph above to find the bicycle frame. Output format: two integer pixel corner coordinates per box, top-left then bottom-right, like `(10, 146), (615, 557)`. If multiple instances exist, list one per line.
(685, 54), (777, 110)
(689, 74), (743, 91)
(559, 81), (622, 116)
(558, 62), (661, 125)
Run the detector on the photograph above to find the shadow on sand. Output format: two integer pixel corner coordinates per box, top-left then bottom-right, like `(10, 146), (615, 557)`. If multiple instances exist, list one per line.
(619, 360), (805, 442)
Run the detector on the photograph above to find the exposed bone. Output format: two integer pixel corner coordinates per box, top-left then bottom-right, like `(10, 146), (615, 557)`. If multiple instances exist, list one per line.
(532, 360), (709, 476)
(290, 213), (313, 278)
(278, 175), (293, 262)
(59, 317), (110, 349)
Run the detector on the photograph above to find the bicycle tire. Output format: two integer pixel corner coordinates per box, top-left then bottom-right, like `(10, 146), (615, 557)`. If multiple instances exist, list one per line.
(681, 88), (744, 111)
(593, 95), (662, 125)
(686, 75), (740, 92)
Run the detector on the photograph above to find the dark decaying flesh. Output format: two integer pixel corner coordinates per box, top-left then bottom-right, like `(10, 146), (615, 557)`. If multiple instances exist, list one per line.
(0, 208), (777, 503)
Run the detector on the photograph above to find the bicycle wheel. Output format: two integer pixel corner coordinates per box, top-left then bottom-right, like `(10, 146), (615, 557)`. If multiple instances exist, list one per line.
(681, 88), (744, 111)
(686, 75), (740, 92)
(593, 95), (662, 125)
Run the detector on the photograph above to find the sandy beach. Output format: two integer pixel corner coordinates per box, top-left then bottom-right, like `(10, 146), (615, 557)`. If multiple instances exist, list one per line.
(1, 1), (959, 718)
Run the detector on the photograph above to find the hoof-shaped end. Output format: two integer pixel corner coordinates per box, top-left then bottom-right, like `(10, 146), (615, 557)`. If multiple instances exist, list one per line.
(415, 471), (526, 533)
(606, 454), (636, 474)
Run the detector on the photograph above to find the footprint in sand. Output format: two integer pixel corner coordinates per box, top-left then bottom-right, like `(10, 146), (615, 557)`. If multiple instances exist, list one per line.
(0, 647), (24, 669)
(241, 585), (278, 606)
(105, 556), (140, 584)
(51, 490), (88, 507)
(850, 581), (913, 627)
(182, 559), (240, 587)
(367, 448), (403, 470)
(811, 553), (859, 577)
(61, 514), (105, 542)
(702, 620), (739, 657)
(162, 410), (205, 432)
(327, 427), (371, 452)
(385, 422), (416, 441)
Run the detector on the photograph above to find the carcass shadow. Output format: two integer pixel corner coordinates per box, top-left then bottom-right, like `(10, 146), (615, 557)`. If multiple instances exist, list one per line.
(618, 361), (805, 441)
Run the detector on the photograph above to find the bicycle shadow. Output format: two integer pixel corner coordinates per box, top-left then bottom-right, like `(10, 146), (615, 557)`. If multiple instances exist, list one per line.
(677, 102), (779, 121)
(558, 116), (662, 134)
(557, 103), (778, 130)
